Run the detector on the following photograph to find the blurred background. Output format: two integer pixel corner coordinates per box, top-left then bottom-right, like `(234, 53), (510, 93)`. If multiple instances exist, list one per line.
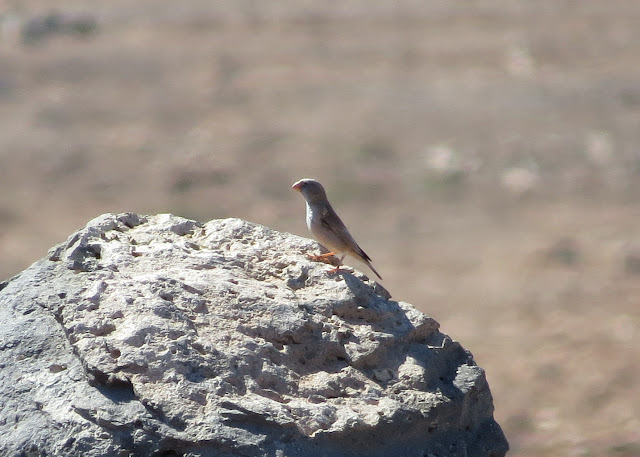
(1, 1), (639, 455)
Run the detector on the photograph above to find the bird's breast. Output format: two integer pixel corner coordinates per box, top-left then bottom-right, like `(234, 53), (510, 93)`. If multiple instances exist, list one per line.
(305, 202), (314, 231)
(305, 202), (343, 252)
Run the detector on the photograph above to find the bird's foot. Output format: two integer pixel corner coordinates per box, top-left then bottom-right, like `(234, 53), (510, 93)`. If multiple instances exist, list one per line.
(327, 265), (352, 275)
(308, 252), (336, 264)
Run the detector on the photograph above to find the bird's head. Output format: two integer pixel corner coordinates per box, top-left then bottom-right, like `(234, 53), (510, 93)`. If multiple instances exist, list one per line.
(292, 178), (328, 204)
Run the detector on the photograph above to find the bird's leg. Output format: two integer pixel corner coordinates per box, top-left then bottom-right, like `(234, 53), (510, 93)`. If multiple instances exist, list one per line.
(308, 251), (336, 263)
(328, 254), (351, 274)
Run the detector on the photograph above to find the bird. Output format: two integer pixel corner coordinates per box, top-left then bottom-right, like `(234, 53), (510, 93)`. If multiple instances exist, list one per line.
(292, 178), (382, 280)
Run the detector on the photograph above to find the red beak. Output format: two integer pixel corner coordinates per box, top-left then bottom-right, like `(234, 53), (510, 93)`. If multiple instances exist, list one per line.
(292, 182), (303, 191)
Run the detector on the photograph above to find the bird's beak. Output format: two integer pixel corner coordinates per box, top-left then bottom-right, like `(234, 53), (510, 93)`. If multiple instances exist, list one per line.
(292, 181), (303, 191)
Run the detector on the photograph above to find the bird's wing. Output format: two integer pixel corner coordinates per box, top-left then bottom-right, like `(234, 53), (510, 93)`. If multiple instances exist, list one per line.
(319, 205), (371, 261)
(319, 204), (382, 280)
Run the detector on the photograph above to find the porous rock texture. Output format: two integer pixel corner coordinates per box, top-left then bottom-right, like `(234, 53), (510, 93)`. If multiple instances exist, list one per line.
(0, 213), (508, 457)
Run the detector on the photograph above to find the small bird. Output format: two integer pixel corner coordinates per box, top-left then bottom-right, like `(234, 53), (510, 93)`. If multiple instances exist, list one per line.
(292, 178), (382, 280)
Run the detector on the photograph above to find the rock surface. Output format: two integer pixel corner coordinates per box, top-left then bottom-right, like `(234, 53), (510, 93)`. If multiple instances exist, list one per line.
(0, 213), (508, 457)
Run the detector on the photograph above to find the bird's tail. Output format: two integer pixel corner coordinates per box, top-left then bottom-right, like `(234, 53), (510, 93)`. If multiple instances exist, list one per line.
(364, 259), (383, 280)
(354, 246), (382, 280)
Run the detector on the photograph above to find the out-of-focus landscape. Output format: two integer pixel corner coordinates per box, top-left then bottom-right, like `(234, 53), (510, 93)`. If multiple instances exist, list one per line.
(1, 1), (639, 455)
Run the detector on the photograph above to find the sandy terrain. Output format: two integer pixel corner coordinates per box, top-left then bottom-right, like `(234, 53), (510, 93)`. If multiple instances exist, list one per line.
(1, 1), (639, 455)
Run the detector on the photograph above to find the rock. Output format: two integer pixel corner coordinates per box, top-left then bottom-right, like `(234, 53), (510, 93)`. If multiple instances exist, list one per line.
(0, 213), (508, 457)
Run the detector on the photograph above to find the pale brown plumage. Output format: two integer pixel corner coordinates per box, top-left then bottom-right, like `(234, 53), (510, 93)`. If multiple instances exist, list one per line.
(292, 178), (382, 280)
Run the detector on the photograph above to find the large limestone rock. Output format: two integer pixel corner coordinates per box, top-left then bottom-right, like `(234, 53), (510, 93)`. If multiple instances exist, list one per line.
(0, 213), (508, 457)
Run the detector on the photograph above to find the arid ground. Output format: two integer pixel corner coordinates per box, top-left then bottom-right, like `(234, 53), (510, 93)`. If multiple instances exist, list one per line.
(1, 1), (639, 455)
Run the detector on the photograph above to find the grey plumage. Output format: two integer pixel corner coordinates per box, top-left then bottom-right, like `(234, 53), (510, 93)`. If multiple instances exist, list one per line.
(292, 178), (382, 280)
